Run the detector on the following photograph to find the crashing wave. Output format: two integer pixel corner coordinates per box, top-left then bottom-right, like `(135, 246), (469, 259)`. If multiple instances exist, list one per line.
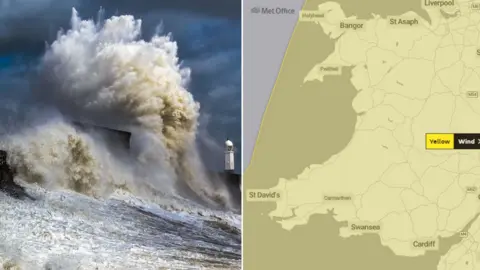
(0, 9), (236, 210)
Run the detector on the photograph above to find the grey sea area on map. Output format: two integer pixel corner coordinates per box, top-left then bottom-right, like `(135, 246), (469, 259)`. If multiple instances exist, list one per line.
(243, 0), (305, 170)
(242, 0), (480, 269)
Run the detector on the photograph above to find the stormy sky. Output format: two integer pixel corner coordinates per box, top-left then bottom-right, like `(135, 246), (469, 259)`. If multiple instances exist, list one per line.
(0, 0), (241, 173)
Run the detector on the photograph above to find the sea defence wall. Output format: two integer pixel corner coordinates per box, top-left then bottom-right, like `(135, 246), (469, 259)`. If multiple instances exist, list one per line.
(72, 121), (132, 150)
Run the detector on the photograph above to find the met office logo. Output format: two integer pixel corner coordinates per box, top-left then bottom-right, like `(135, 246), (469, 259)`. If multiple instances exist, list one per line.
(250, 6), (295, 15)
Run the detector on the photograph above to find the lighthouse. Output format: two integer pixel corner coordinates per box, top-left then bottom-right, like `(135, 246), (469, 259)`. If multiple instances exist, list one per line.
(225, 139), (235, 173)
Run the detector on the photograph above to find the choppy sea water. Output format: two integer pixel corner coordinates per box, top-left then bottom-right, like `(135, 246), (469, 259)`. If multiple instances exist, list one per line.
(0, 183), (241, 269)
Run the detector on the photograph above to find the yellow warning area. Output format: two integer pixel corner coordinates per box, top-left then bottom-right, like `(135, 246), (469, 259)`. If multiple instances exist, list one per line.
(425, 133), (454, 149)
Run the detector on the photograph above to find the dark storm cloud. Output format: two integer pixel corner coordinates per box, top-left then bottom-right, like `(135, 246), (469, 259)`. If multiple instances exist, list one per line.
(82, 0), (240, 19)
(0, 0), (239, 52)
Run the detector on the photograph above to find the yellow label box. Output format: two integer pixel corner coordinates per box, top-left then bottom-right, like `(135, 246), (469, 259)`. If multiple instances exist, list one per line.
(425, 133), (454, 149)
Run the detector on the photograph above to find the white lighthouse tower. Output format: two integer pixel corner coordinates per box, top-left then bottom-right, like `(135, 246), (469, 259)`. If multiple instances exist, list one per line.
(225, 139), (235, 173)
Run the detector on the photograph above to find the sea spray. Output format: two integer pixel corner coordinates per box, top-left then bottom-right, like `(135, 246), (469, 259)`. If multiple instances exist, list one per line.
(2, 120), (116, 197)
(38, 9), (199, 165)
(0, 8), (235, 209)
